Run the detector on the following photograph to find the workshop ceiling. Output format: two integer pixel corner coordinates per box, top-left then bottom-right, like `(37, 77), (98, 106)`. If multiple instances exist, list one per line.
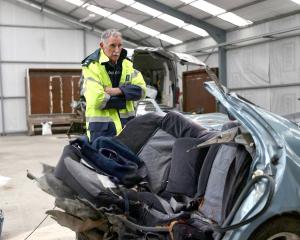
(19, 0), (300, 47)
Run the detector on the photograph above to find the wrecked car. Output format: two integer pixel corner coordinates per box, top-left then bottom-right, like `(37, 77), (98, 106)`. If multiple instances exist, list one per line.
(28, 66), (300, 240)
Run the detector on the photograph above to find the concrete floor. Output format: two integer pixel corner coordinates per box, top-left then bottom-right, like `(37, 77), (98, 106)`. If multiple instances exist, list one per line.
(0, 135), (76, 240)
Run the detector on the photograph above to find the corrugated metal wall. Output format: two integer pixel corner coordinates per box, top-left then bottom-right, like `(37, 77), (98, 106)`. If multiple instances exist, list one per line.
(226, 14), (300, 117)
(0, 1), (81, 134)
(170, 13), (300, 118)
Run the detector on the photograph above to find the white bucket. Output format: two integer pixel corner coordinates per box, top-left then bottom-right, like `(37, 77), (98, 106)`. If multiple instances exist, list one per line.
(41, 121), (53, 135)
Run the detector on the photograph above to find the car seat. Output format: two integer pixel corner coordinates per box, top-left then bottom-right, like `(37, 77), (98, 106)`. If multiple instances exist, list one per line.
(35, 112), (253, 240)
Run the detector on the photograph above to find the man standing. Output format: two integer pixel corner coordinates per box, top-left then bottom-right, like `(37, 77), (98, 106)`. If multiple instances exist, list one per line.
(81, 29), (146, 142)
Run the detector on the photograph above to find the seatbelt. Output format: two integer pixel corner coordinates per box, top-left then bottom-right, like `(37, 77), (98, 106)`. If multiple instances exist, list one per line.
(153, 195), (174, 215)
(143, 204), (185, 222)
(170, 197), (186, 213)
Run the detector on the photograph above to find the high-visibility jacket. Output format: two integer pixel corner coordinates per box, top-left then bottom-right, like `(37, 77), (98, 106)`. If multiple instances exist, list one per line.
(81, 48), (146, 142)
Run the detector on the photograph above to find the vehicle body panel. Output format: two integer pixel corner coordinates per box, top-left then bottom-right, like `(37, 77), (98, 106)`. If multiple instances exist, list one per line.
(204, 81), (300, 240)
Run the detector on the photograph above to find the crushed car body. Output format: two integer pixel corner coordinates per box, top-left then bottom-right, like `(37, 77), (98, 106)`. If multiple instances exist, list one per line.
(27, 64), (300, 240)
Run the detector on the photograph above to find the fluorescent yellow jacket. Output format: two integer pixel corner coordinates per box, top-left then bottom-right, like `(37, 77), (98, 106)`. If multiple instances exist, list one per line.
(81, 48), (146, 141)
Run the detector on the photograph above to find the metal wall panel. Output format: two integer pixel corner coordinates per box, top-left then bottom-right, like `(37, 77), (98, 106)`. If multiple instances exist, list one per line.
(235, 89), (271, 111)
(0, 27), (84, 62)
(270, 86), (300, 116)
(270, 36), (300, 85)
(3, 99), (27, 133)
(227, 43), (270, 89)
(1, 64), (26, 97)
(0, 100), (3, 133)
(234, 86), (300, 117)
(86, 33), (100, 55)
(225, 14), (300, 118)
(46, 29), (84, 61)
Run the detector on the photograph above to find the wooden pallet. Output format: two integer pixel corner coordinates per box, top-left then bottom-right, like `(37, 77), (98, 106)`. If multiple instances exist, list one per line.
(27, 113), (84, 136)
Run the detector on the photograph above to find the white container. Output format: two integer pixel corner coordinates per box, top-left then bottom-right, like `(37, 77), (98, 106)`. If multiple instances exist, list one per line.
(41, 121), (53, 135)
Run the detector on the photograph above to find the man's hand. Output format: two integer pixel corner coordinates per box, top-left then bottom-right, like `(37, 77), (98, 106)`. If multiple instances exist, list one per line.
(104, 87), (122, 96)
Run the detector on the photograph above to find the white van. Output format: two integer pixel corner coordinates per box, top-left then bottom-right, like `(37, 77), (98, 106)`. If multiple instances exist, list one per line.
(128, 47), (205, 110)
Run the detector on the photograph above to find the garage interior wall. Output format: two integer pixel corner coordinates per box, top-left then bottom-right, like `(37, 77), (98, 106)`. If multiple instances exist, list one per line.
(169, 13), (300, 118)
(226, 14), (300, 118)
(0, 0), (131, 135)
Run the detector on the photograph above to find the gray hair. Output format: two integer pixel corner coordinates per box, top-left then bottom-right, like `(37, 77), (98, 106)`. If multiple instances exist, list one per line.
(101, 29), (122, 44)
